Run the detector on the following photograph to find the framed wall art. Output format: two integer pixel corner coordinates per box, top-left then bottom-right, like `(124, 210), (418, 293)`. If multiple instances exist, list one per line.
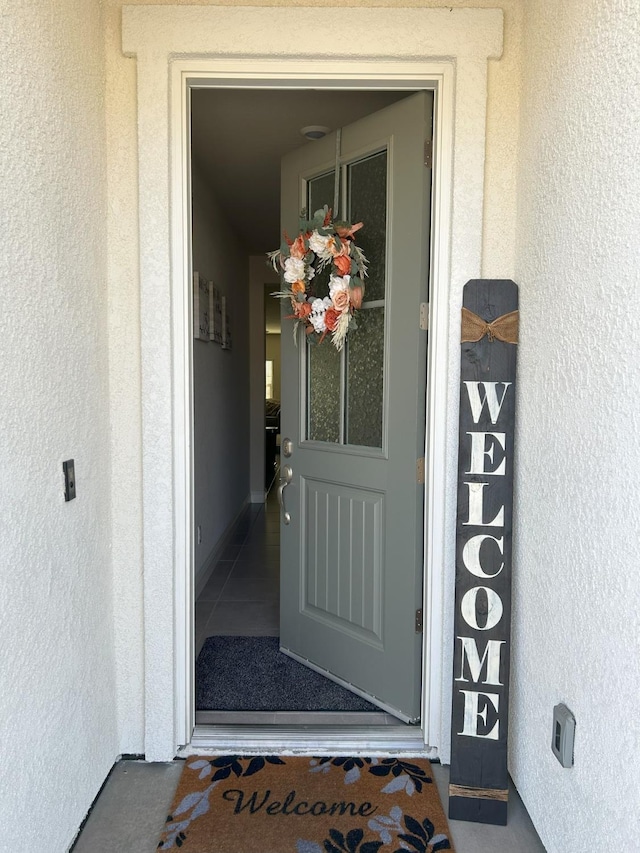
(193, 271), (210, 341)
(209, 283), (223, 345)
(221, 294), (232, 350)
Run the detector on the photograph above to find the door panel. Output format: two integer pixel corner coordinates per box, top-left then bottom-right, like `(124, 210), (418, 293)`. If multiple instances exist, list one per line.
(279, 92), (432, 722)
(302, 477), (384, 644)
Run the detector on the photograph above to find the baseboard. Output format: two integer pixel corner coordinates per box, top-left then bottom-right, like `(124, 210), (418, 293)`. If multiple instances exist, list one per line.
(195, 495), (250, 598)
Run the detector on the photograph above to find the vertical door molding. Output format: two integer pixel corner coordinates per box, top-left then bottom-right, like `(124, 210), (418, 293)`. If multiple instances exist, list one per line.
(122, 5), (503, 762)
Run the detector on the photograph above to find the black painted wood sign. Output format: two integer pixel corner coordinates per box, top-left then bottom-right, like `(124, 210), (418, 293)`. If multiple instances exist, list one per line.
(448, 279), (518, 826)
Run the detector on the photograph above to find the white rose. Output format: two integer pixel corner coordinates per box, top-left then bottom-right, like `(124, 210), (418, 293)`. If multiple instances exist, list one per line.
(310, 297), (329, 333)
(283, 256), (306, 283)
(308, 231), (333, 260)
(329, 274), (350, 299)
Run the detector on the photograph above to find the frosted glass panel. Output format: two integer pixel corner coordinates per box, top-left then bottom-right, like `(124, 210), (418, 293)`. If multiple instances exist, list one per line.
(348, 152), (387, 302)
(307, 341), (341, 443)
(346, 307), (385, 448)
(308, 170), (335, 217)
(304, 159), (388, 448)
(307, 170), (335, 303)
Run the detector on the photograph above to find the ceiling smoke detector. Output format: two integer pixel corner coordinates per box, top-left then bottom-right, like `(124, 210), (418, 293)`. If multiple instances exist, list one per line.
(300, 125), (331, 140)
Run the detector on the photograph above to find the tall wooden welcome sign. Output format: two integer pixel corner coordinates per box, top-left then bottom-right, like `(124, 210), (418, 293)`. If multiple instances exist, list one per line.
(449, 280), (518, 826)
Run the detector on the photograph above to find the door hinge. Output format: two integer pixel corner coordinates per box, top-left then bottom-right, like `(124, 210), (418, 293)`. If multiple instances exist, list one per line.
(417, 457), (425, 484)
(424, 139), (433, 168)
(419, 302), (429, 331)
(415, 608), (423, 633)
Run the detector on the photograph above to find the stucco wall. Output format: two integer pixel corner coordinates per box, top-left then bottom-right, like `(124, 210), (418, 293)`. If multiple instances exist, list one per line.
(192, 161), (251, 577)
(511, 0), (640, 848)
(0, 2), (117, 850)
(105, 0), (522, 756)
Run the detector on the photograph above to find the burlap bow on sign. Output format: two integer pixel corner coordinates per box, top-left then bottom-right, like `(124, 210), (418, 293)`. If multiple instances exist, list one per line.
(461, 307), (519, 344)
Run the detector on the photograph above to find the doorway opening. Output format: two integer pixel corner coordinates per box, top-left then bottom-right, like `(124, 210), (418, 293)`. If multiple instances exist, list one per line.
(189, 88), (433, 731)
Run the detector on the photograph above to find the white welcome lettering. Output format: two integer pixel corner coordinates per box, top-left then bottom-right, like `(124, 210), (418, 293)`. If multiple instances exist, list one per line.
(466, 431), (506, 476)
(464, 381), (511, 425)
(455, 637), (505, 685)
(462, 534), (504, 579)
(463, 482), (504, 527)
(461, 586), (503, 631)
(458, 690), (500, 740)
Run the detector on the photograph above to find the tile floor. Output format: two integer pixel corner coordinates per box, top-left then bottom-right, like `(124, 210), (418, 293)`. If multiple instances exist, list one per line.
(195, 491), (281, 657)
(72, 759), (547, 852)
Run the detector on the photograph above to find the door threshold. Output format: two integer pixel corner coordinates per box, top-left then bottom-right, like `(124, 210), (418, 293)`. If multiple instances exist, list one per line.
(195, 710), (402, 726)
(182, 725), (435, 757)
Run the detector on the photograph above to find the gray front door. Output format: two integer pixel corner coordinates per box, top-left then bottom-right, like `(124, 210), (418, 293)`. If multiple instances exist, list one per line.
(279, 93), (432, 723)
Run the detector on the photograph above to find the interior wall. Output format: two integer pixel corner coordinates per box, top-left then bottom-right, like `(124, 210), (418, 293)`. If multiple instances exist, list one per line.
(511, 0), (640, 848)
(1, 1), (117, 849)
(249, 258), (281, 500)
(105, 0), (523, 756)
(192, 159), (251, 579)
(266, 335), (282, 402)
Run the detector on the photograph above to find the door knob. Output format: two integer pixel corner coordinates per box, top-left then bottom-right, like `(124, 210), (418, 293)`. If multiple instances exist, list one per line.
(278, 464), (293, 524)
(282, 438), (293, 458)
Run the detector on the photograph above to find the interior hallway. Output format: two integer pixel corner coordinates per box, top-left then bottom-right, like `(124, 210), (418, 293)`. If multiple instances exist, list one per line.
(71, 758), (547, 852)
(195, 488), (281, 658)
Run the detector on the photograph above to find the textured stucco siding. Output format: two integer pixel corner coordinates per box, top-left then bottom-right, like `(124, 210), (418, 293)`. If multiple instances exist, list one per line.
(511, 0), (640, 848)
(0, 2), (117, 850)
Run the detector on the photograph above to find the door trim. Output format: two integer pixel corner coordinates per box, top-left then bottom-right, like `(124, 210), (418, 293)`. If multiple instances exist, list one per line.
(173, 62), (447, 753)
(123, 5), (504, 761)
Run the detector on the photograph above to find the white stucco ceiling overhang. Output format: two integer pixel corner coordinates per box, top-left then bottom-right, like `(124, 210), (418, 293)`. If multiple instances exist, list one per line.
(122, 4), (503, 762)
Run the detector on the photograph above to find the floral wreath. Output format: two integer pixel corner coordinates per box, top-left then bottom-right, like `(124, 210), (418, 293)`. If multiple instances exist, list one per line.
(268, 205), (368, 351)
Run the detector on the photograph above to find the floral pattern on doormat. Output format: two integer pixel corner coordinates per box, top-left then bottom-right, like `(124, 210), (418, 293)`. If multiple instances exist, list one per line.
(157, 756), (453, 853)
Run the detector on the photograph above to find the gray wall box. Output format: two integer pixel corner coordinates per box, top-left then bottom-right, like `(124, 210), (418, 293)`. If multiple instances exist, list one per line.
(552, 703), (576, 768)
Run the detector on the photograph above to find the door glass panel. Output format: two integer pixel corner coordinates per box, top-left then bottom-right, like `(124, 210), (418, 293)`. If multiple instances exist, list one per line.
(345, 150), (387, 448)
(346, 307), (385, 448)
(307, 340), (341, 443)
(348, 151), (387, 301)
(308, 170), (335, 218)
(304, 155), (388, 449)
(306, 171), (341, 443)
(307, 171), (335, 313)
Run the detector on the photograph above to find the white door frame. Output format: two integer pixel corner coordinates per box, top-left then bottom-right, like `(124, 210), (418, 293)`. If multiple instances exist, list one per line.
(123, 5), (503, 762)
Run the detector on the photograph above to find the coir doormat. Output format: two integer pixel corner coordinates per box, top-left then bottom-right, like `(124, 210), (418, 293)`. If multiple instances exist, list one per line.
(158, 755), (454, 853)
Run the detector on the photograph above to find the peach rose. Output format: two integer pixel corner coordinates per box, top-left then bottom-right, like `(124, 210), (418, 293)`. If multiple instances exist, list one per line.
(332, 289), (350, 313)
(291, 280), (306, 294)
(324, 306), (340, 332)
(290, 234), (307, 259)
(333, 254), (351, 276)
(293, 301), (312, 320)
(350, 285), (364, 310)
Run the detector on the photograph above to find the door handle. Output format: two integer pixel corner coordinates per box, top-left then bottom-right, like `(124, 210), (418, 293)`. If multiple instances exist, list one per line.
(278, 464), (293, 525)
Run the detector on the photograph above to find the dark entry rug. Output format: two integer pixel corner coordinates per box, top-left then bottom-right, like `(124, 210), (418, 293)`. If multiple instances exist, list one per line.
(157, 755), (454, 852)
(196, 636), (378, 712)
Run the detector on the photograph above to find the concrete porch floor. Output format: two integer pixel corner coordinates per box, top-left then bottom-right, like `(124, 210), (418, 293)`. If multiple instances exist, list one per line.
(71, 758), (546, 852)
